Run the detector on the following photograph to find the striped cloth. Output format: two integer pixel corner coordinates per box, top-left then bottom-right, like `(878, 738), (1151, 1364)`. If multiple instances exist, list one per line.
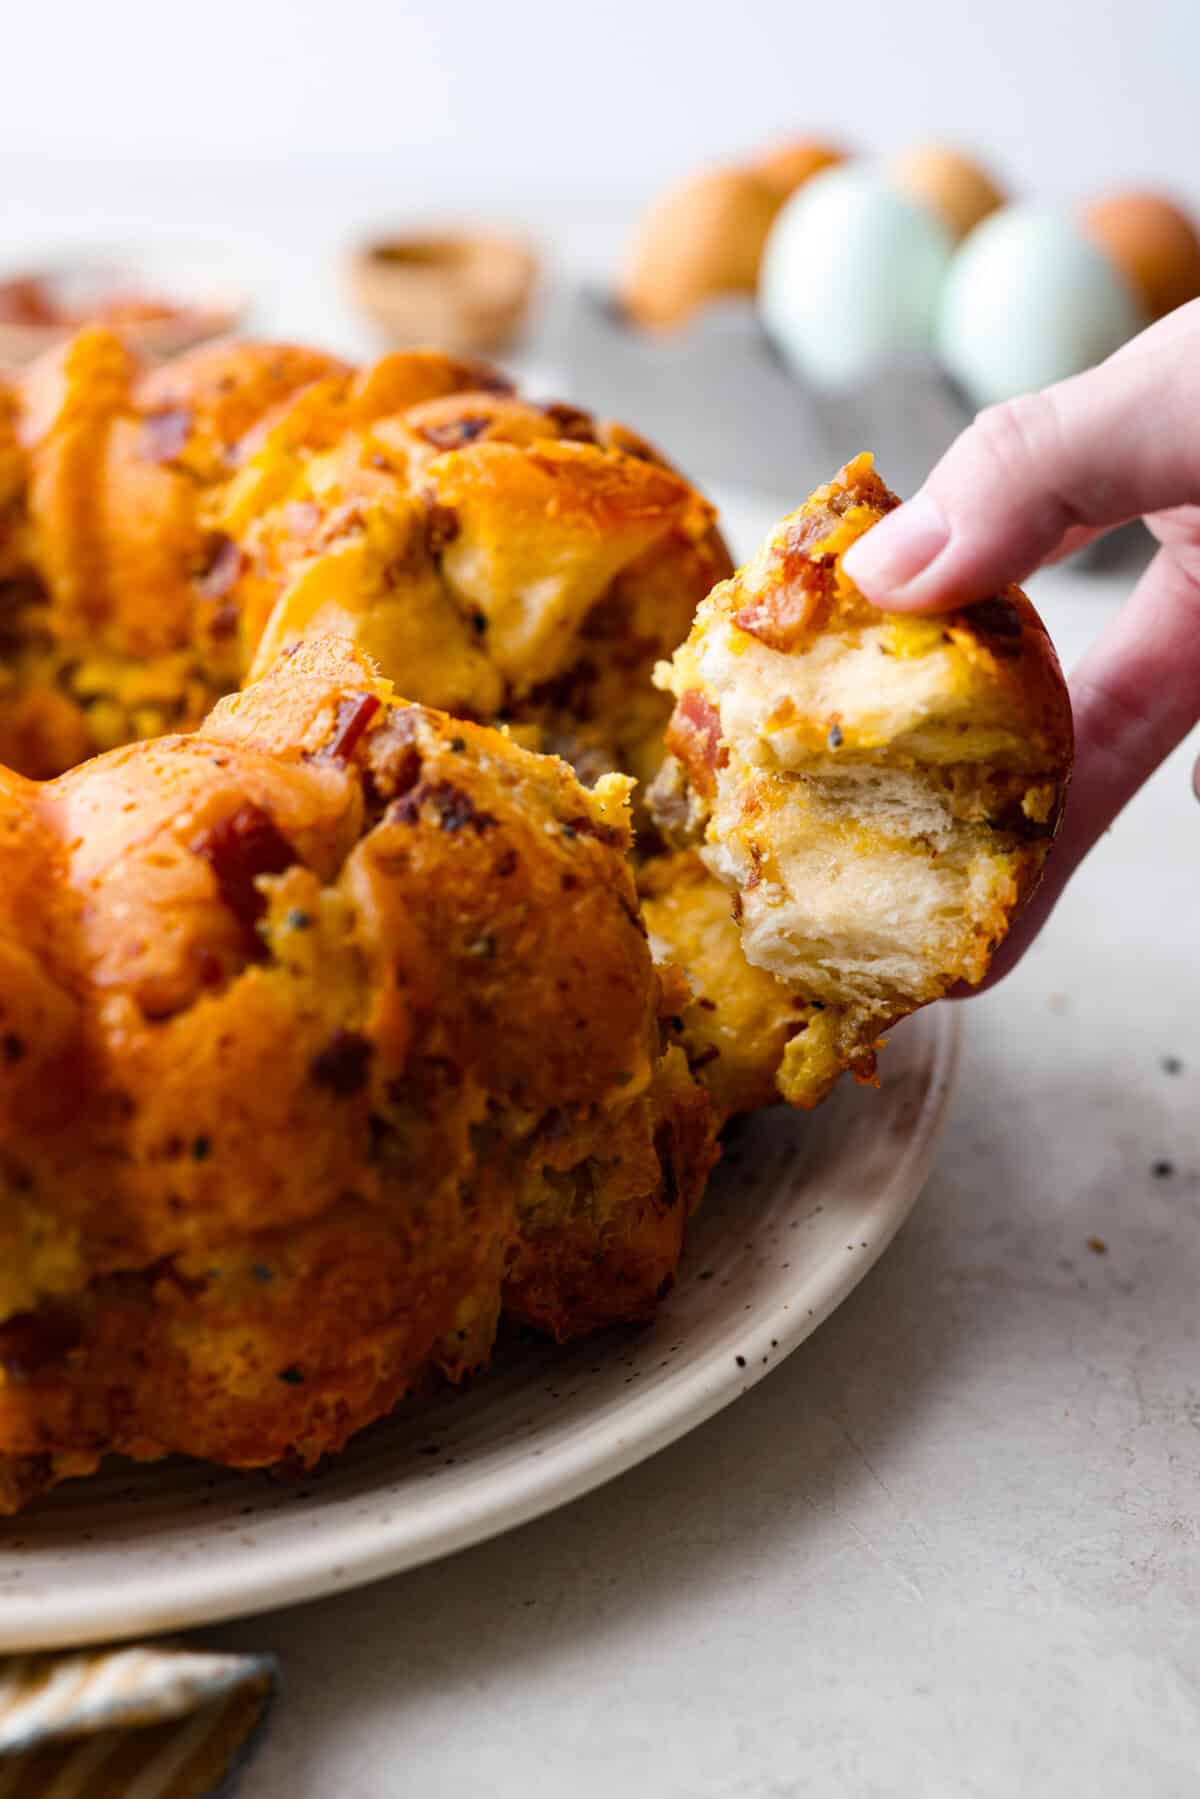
(0, 1646), (278, 1796)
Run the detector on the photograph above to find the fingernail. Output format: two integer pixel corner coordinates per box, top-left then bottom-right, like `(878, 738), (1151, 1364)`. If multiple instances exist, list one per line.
(841, 491), (950, 601)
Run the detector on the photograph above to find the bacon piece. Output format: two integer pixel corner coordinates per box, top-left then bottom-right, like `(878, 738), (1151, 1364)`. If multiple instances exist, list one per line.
(191, 802), (297, 948)
(424, 500), (460, 554)
(315, 693), (381, 765)
(310, 1029), (373, 1097)
(418, 415), (491, 450)
(735, 557), (834, 651)
(665, 690), (726, 799)
(196, 533), (242, 600)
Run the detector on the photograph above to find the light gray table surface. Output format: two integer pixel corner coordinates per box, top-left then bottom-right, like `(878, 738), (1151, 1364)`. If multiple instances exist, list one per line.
(7, 181), (1197, 1795)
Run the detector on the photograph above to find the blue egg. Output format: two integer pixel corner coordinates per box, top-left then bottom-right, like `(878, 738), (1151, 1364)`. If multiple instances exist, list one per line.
(760, 165), (953, 386)
(937, 204), (1145, 408)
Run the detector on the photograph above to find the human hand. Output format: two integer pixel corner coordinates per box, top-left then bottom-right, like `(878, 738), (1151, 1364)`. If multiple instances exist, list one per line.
(841, 300), (1200, 985)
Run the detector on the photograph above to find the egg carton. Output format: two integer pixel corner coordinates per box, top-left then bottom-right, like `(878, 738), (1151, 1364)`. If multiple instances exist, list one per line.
(532, 284), (1149, 576)
(541, 284), (968, 502)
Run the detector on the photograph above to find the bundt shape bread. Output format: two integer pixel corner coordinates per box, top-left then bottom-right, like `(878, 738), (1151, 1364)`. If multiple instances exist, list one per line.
(651, 454), (1073, 1109)
(0, 636), (715, 1511)
(0, 330), (1073, 1510)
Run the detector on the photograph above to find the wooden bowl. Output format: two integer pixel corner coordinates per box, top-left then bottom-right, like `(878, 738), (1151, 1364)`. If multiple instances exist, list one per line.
(347, 231), (538, 354)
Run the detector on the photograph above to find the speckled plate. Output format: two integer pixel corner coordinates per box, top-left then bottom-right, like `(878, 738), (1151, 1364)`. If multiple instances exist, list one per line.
(0, 1007), (958, 1650)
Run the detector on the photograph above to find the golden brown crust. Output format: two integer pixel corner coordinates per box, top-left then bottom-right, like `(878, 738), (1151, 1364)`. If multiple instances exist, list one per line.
(135, 339), (351, 458)
(713, 454), (1071, 774)
(503, 1042), (717, 1339)
(0, 379), (25, 582)
(0, 337), (739, 1509)
(0, 635), (713, 1508)
(422, 438), (702, 688)
(1, 334), (728, 816)
(662, 452), (1072, 823)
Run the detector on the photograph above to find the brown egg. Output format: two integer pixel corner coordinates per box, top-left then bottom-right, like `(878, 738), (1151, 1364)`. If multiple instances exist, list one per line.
(621, 167), (783, 331)
(755, 137), (847, 199)
(887, 145), (1006, 244)
(1082, 191), (1200, 320)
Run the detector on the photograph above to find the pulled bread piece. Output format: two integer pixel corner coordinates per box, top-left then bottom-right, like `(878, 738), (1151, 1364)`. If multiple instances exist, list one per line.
(652, 454), (1073, 1109)
(0, 635), (713, 1509)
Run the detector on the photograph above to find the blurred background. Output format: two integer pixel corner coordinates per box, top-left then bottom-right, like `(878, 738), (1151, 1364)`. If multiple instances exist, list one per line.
(4, 0), (1197, 506)
(7, 0), (1196, 242)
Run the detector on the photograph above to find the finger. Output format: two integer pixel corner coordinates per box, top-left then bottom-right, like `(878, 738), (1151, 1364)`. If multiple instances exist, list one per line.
(1106, 295), (1200, 365)
(955, 536), (1200, 993)
(1040, 521), (1113, 566)
(1032, 304), (1200, 575)
(842, 327), (1200, 613)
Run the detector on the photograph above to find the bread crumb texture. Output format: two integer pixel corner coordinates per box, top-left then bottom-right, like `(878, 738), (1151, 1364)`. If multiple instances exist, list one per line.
(653, 452), (1073, 1108)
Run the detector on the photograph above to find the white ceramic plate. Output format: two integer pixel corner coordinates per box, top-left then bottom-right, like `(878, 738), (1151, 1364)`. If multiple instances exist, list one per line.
(0, 1007), (958, 1651)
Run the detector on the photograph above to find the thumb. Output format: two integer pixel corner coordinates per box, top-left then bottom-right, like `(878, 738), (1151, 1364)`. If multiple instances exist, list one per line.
(841, 303), (1200, 612)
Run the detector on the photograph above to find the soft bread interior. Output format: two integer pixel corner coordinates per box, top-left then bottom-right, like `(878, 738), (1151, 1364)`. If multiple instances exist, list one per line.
(693, 609), (1056, 769)
(704, 760), (1028, 1103)
(653, 453), (1072, 1109)
(712, 758), (1037, 991)
(639, 850), (805, 1123)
